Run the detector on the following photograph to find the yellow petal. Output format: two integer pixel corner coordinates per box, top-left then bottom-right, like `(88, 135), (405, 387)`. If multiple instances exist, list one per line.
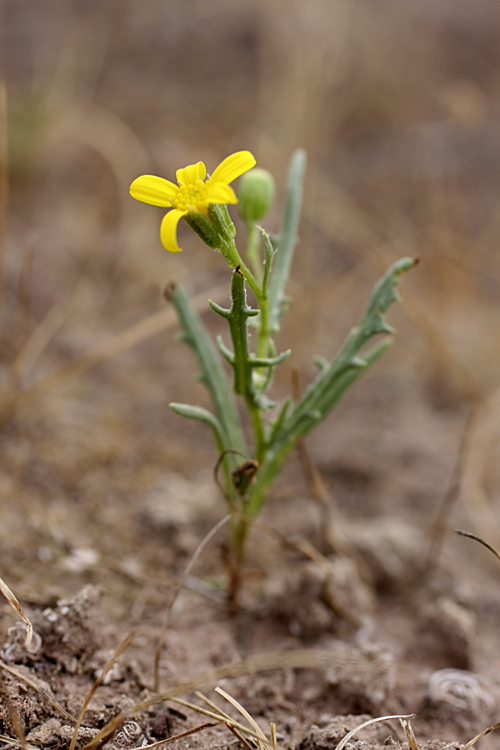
(160, 209), (187, 253)
(210, 151), (256, 186)
(206, 183), (238, 204)
(176, 161), (206, 186)
(130, 175), (179, 206)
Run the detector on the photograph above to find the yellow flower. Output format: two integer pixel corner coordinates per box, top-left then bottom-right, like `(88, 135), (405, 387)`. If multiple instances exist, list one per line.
(130, 151), (256, 253)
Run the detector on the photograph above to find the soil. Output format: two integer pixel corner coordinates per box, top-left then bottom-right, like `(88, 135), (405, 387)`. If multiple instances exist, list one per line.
(1, 363), (500, 750)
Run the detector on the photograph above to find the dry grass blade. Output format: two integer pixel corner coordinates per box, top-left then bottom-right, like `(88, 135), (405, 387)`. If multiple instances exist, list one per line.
(225, 723), (257, 750)
(270, 723), (277, 750)
(195, 692), (233, 721)
(69, 631), (135, 750)
(154, 514), (230, 691)
(334, 714), (415, 750)
(169, 696), (271, 746)
(455, 529), (500, 564)
(215, 687), (269, 750)
(462, 721), (500, 749)
(78, 648), (394, 750)
(0, 577), (33, 650)
(0, 735), (38, 750)
(0, 672), (28, 750)
(0, 660), (76, 722)
(400, 718), (420, 750)
(129, 722), (221, 750)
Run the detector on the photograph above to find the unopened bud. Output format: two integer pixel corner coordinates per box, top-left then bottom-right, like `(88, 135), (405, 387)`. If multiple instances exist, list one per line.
(237, 168), (275, 224)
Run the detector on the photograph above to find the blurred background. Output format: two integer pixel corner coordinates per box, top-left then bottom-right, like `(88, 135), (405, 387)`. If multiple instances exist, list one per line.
(1, 0), (500, 584)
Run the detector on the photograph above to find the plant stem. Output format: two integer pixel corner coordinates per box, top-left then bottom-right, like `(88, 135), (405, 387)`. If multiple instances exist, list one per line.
(246, 223), (262, 283)
(245, 394), (266, 463)
(220, 239), (262, 302)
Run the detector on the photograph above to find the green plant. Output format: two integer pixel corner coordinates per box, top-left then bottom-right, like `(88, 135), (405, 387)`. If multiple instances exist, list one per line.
(130, 149), (416, 600)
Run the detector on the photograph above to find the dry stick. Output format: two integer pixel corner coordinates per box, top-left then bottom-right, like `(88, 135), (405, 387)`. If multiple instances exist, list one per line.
(1, 283), (228, 422)
(0, 659), (76, 722)
(423, 406), (477, 573)
(0, 576), (33, 650)
(462, 720), (500, 750)
(69, 631), (135, 750)
(154, 514), (231, 693)
(455, 529), (500, 565)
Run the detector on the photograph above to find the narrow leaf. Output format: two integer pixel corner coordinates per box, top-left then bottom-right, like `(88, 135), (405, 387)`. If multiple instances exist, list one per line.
(169, 285), (247, 464)
(267, 149), (306, 331)
(169, 403), (226, 455)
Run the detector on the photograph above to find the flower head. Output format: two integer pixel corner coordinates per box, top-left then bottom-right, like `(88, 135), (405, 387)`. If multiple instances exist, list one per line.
(130, 151), (256, 253)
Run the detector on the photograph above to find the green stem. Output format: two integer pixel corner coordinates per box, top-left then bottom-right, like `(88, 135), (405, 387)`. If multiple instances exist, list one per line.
(219, 238), (262, 302)
(246, 394), (265, 463)
(256, 291), (269, 360)
(246, 223), (262, 283)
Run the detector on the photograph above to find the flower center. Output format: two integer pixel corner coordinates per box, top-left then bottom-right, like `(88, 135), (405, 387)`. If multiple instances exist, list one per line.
(173, 181), (209, 213)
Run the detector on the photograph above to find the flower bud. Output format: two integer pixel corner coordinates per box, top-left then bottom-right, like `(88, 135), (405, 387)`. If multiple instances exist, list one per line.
(237, 168), (275, 224)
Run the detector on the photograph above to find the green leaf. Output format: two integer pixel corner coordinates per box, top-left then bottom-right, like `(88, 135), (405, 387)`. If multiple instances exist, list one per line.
(169, 403), (225, 454)
(267, 149), (306, 332)
(246, 256), (417, 515)
(168, 284), (247, 464)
